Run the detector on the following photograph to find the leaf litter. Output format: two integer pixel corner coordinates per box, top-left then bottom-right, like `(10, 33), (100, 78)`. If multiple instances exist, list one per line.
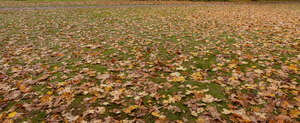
(0, 3), (300, 122)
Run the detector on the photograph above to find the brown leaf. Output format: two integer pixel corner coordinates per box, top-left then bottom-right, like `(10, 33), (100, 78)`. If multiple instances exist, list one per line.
(207, 106), (221, 120)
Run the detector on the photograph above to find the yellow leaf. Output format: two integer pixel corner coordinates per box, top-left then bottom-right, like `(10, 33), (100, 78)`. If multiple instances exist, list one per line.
(152, 111), (166, 119)
(228, 64), (236, 69)
(104, 86), (112, 92)
(162, 100), (169, 104)
(191, 72), (203, 81)
(152, 112), (161, 118)
(295, 97), (300, 102)
(16, 81), (21, 87)
(118, 88), (125, 93)
(47, 91), (53, 95)
(119, 75), (125, 79)
(196, 117), (204, 123)
(7, 112), (17, 118)
(128, 64), (134, 69)
(88, 97), (98, 103)
(123, 105), (138, 114)
(289, 109), (300, 118)
(288, 64), (298, 72)
(19, 85), (27, 93)
(190, 52), (198, 56)
(41, 95), (50, 103)
(11, 67), (19, 73)
(291, 90), (298, 96)
(53, 66), (58, 71)
(56, 82), (66, 87)
(172, 76), (185, 82)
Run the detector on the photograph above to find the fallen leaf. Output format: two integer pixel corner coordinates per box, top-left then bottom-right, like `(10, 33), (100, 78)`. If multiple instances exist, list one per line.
(7, 112), (17, 118)
(196, 117), (204, 123)
(207, 106), (221, 120)
(123, 105), (138, 114)
(41, 95), (50, 103)
(202, 94), (219, 103)
(289, 109), (300, 118)
(191, 72), (203, 81)
(96, 107), (106, 114)
(171, 76), (185, 82)
(96, 73), (110, 82)
(152, 112), (166, 119)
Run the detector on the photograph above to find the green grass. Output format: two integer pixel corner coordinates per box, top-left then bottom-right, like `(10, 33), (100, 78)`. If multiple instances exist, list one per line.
(0, 3), (299, 122)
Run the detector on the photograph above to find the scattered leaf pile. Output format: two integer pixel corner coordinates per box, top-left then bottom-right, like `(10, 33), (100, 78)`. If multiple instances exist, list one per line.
(0, 3), (299, 122)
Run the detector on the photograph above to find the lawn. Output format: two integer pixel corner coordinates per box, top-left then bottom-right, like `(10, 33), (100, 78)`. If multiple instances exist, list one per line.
(0, 3), (299, 123)
(0, 1), (200, 8)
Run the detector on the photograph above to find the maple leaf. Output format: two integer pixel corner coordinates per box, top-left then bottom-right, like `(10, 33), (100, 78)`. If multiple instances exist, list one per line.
(7, 112), (17, 118)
